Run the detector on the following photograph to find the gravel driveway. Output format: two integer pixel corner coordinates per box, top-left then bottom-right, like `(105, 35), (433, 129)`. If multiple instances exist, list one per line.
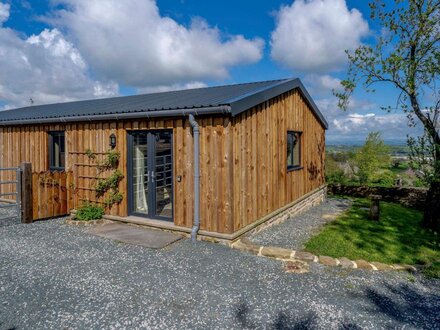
(250, 197), (352, 250)
(1, 219), (439, 329)
(0, 201), (20, 227)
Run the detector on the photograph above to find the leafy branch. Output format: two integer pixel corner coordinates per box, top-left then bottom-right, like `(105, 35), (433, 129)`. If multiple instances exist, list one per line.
(85, 149), (124, 209)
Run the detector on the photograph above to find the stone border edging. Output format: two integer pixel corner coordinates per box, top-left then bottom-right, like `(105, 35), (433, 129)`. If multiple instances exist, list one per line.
(65, 218), (106, 226)
(231, 238), (418, 272)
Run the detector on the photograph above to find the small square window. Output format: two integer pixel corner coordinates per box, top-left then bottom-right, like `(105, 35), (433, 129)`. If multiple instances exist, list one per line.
(49, 131), (65, 170)
(287, 131), (301, 170)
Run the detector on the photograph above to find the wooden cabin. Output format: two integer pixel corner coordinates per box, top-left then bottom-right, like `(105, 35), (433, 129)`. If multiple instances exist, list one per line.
(0, 78), (327, 241)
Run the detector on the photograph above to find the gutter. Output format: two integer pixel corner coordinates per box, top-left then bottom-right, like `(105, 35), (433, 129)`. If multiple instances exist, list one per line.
(0, 105), (231, 126)
(188, 114), (200, 242)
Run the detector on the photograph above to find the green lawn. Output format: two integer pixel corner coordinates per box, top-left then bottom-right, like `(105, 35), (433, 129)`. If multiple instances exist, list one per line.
(305, 198), (440, 277)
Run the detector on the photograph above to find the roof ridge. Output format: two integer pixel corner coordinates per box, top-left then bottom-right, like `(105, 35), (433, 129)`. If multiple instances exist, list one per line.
(130, 78), (292, 98)
(224, 78), (296, 104)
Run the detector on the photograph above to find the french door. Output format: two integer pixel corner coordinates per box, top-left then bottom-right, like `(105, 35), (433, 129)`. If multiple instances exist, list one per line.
(127, 130), (173, 221)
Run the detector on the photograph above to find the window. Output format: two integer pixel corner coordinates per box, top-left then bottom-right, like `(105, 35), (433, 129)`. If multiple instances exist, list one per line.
(49, 131), (65, 170)
(287, 131), (301, 170)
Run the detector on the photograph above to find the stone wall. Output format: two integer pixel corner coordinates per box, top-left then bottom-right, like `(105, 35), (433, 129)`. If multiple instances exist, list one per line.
(328, 184), (427, 210)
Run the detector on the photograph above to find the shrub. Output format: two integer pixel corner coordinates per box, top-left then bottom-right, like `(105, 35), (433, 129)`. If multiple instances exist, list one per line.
(370, 170), (397, 187)
(325, 156), (347, 184)
(74, 203), (104, 221)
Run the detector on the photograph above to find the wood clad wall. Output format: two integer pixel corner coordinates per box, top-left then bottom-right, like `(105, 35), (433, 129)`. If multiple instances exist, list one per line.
(0, 88), (325, 233)
(0, 118), (234, 232)
(231, 89), (326, 232)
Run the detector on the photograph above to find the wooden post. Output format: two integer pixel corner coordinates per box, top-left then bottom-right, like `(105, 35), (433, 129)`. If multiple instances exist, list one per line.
(21, 162), (33, 223)
(369, 194), (381, 221)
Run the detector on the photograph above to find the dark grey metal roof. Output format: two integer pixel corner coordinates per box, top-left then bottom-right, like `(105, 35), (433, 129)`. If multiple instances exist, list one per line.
(0, 78), (328, 128)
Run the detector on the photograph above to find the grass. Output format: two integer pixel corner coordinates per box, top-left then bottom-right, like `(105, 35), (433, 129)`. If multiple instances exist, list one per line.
(422, 262), (440, 279)
(304, 198), (440, 277)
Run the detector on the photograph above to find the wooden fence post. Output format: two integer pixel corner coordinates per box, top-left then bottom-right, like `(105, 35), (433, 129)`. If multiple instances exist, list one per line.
(21, 162), (33, 223)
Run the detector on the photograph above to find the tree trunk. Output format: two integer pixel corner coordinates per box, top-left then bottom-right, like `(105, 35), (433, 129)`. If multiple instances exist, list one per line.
(423, 180), (440, 232)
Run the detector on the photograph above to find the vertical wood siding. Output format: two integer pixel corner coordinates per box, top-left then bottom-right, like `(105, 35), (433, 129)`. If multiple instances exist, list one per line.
(231, 89), (326, 232)
(0, 117), (234, 232)
(0, 88), (325, 233)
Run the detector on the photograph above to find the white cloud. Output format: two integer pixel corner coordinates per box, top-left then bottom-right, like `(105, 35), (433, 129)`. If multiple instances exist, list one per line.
(0, 2), (9, 24)
(51, 0), (264, 88)
(331, 112), (412, 136)
(0, 3), (118, 109)
(271, 0), (369, 72)
(138, 81), (208, 94)
(304, 74), (342, 97)
(316, 96), (375, 122)
(314, 95), (422, 143)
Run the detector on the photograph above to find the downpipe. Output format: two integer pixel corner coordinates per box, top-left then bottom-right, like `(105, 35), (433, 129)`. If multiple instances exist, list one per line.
(189, 114), (200, 242)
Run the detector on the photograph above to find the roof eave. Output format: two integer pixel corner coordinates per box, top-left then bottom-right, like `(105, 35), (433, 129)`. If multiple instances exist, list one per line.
(0, 105), (232, 126)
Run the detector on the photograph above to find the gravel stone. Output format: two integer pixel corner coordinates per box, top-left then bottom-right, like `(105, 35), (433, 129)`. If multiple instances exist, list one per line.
(0, 202), (21, 227)
(339, 257), (356, 268)
(294, 251), (316, 262)
(260, 246), (292, 259)
(250, 198), (352, 250)
(356, 260), (374, 270)
(371, 262), (393, 271)
(231, 240), (260, 255)
(1, 218), (439, 329)
(319, 256), (338, 266)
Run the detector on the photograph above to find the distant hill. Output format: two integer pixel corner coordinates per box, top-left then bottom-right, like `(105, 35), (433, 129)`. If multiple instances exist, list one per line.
(326, 138), (407, 146)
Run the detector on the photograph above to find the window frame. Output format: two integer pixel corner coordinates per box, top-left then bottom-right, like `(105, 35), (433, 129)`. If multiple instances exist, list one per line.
(48, 131), (66, 171)
(287, 130), (302, 172)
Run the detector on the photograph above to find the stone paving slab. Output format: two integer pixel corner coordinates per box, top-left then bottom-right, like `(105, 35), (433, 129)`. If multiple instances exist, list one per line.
(88, 223), (182, 249)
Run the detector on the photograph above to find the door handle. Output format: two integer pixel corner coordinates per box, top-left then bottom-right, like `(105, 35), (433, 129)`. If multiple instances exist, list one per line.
(151, 171), (155, 183)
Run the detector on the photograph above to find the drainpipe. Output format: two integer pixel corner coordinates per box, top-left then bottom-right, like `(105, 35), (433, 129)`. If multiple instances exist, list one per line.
(188, 114), (200, 242)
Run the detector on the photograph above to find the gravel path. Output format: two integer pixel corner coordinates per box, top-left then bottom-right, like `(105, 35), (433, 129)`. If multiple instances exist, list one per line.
(0, 201), (20, 227)
(1, 219), (439, 329)
(250, 197), (352, 250)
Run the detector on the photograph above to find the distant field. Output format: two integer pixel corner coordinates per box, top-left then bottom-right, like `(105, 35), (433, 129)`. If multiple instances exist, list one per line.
(327, 144), (410, 156)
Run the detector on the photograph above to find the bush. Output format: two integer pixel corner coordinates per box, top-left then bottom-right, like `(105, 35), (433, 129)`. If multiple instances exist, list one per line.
(370, 170), (397, 187)
(325, 156), (347, 184)
(326, 169), (346, 184)
(74, 203), (104, 221)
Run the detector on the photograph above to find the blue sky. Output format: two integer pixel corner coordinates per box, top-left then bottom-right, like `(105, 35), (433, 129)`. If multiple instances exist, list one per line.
(0, 0), (423, 144)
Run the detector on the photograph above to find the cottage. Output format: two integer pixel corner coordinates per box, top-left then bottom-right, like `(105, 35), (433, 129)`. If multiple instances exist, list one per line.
(0, 78), (327, 242)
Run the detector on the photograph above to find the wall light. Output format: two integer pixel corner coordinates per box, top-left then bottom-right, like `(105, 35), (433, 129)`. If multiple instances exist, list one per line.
(109, 133), (117, 149)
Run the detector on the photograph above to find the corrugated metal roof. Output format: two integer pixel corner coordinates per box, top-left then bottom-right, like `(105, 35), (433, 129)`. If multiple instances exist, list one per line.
(0, 78), (328, 128)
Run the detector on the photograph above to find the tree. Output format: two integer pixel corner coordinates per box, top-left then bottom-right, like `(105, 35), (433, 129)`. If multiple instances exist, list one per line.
(325, 154), (346, 184)
(335, 0), (440, 230)
(355, 132), (391, 184)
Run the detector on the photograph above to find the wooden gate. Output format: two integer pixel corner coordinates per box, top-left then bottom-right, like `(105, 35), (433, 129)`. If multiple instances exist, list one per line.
(31, 171), (72, 220)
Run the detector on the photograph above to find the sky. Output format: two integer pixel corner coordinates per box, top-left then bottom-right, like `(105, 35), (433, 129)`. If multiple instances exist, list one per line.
(0, 0), (426, 144)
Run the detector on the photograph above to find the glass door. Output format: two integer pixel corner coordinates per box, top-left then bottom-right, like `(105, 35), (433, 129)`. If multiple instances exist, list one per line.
(128, 130), (173, 221)
(131, 132), (149, 215)
(153, 131), (173, 219)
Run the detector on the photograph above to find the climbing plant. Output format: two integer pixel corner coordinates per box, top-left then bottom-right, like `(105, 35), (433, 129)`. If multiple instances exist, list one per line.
(85, 149), (124, 209)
